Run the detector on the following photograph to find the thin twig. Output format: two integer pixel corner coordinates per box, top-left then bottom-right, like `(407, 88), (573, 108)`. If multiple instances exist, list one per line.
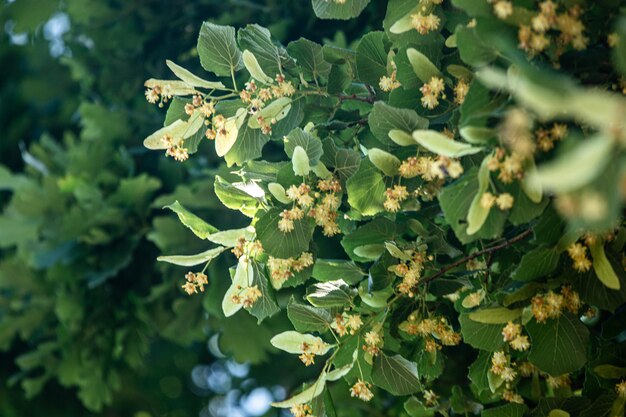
(338, 93), (376, 104)
(421, 228), (533, 285)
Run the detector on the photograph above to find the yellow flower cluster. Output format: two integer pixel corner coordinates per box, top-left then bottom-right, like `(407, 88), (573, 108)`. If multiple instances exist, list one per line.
(240, 75), (296, 135)
(411, 12), (441, 35)
(384, 185), (409, 212)
(162, 134), (189, 162)
(546, 374), (571, 390)
(232, 238), (264, 259)
(454, 79), (470, 105)
(502, 390), (524, 404)
(535, 123), (567, 152)
(379, 70), (401, 92)
(267, 252), (314, 284)
(398, 155), (463, 181)
(479, 192), (514, 210)
(555, 191), (608, 222)
(309, 179), (342, 237)
(616, 380), (626, 399)
(567, 242), (592, 272)
(181, 271), (209, 295)
(278, 207), (304, 233)
(420, 76), (445, 109)
(501, 321), (530, 351)
(298, 339), (328, 366)
(392, 250), (427, 297)
(489, 0), (513, 20)
(350, 379), (374, 402)
(531, 286), (582, 323)
(290, 403), (313, 417)
(279, 181), (342, 237)
(331, 312), (363, 336)
(362, 330), (382, 356)
(487, 148), (525, 184)
(518, 2), (588, 57)
(231, 285), (263, 308)
(399, 314), (461, 351)
(423, 389), (439, 406)
(491, 351), (518, 382)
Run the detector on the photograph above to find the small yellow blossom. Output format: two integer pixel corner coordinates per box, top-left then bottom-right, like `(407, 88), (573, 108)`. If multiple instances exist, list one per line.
(496, 193), (514, 210)
(350, 380), (374, 402)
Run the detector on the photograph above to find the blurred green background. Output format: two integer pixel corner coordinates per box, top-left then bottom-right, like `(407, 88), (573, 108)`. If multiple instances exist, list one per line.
(0, 0), (383, 416)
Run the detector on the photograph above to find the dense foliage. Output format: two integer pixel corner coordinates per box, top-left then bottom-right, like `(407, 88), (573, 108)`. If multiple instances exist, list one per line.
(0, 0), (387, 415)
(143, 0), (626, 416)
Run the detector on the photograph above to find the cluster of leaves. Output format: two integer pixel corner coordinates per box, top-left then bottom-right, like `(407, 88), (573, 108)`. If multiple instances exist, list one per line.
(2, 0), (385, 414)
(145, 0), (626, 416)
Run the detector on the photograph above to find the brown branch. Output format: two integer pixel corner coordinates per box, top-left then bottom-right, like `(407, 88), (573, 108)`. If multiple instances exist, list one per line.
(421, 228), (533, 285)
(337, 93), (376, 104)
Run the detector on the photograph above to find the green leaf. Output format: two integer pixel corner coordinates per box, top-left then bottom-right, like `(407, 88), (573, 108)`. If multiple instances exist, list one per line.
(466, 154), (492, 235)
(321, 138), (361, 183)
(242, 50), (274, 84)
(248, 262), (280, 323)
(311, 0), (371, 20)
(594, 365), (626, 379)
(589, 242), (621, 290)
(292, 146), (311, 176)
(223, 257), (254, 317)
(312, 259), (366, 284)
(404, 397), (435, 417)
(287, 298), (332, 333)
(547, 411), (570, 417)
(144, 118), (201, 150)
(455, 26), (497, 67)
(157, 246), (226, 266)
(468, 351), (491, 394)
(271, 372), (327, 408)
(482, 403), (529, 417)
(341, 218), (397, 262)
(197, 22), (243, 77)
(268, 182), (291, 204)
(164, 201), (218, 239)
(214, 176), (260, 218)
(459, 126), (496, 145)
(284, 128), (324, 166)
(388, 129), (415, 146)
(571, 266), (626, 313)
(287, 38), (331, 81)
(215, 114), (242, 157)
(368, 148), (400, 176)
(526, 135), (614, 193)
(406, 48), (441, 83)
(255, 208), (314, 258)
(306, 279), (355, 308)
(356, 32), (389, 86)
(372, 353), (421, 396)
(368, 101), (428, 146)
(327, 64), (353, 94)
(166, 60), (226, 89)
(225, 116), (270, 166)
(346, 159), (386, 216)
(439, 168), (507, 244)
(469, 307), (523, 324)
(412, 130), (483, 158)
(207, 227), (255, 247)
(459, 314), (506, 352)
(248, 97), (292, 129)
(270, 331), (332, 354)
(238, 24), (283, 79)
(526, 314), (589, 375)
(511, 247), (561, 282)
